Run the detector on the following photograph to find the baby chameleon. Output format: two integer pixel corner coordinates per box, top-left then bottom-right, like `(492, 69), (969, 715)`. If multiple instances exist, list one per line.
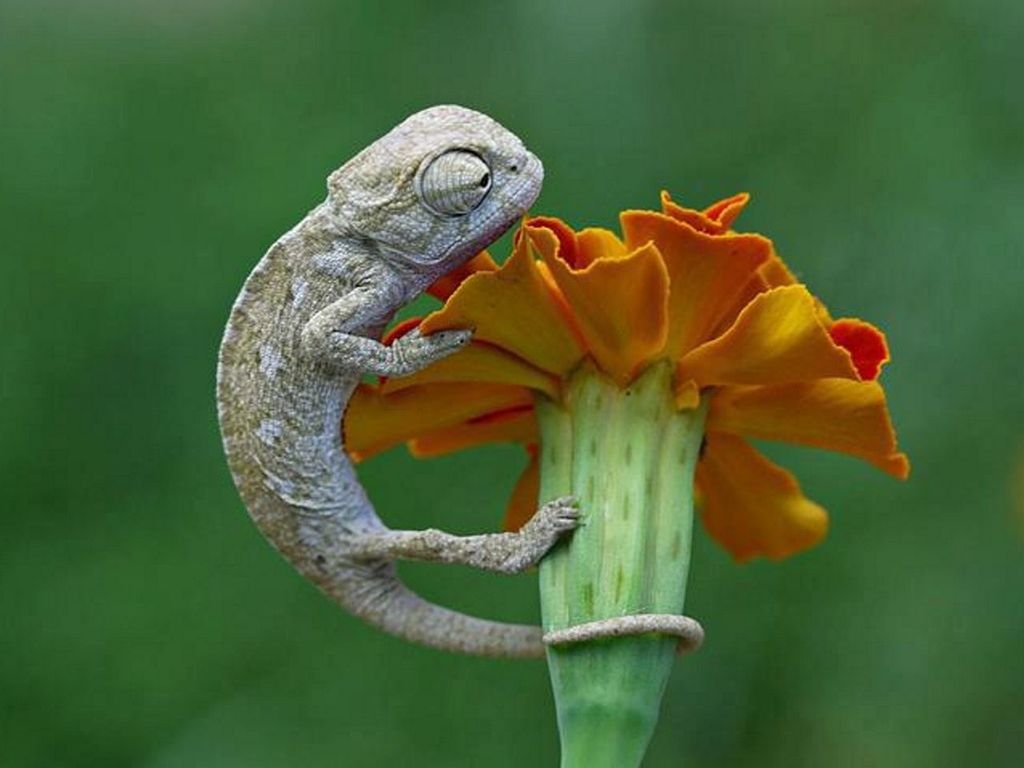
(217, 105), (705, 658)
(217, 105), (579, 657)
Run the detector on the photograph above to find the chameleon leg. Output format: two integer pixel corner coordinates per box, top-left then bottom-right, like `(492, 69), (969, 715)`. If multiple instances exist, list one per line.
(301, 292), (472, 377)
(347, 496), (579, 574)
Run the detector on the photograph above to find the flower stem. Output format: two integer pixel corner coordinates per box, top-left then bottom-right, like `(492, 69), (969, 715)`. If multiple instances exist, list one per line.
(537, 362), (707, 768)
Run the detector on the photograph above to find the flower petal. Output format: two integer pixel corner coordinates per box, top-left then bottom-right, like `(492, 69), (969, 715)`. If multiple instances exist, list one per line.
(674, 378), (701, 410)
(759, 252), (797, 289)
(676, 285), (860, 388)
(535, 228), (670, 386)
(703, 192), (751, 230)
(576, 227), (628, 262)
(345, 382), (532, 460)
(620, 210), (771, 358)
(409, 406), (537, 459)
(707, 380), (910, 479)
(528, 215), (583, 267)
(829, 318), (890, 380)
(427, 251), (498, 302)
(381, 341), (560, 398)
(503, 447), (540, 532)
(714, 251), (800, 337)
(419, 231), (585, 376)
(696, 433), (829, 561)
(660, 190), (750, 234)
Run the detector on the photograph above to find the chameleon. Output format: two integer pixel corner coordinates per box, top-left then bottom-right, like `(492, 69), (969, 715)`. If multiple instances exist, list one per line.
(216, 105), (704, 658)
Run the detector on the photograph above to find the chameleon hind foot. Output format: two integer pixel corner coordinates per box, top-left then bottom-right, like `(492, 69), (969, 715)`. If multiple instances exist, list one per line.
(345, 495), (580, 574)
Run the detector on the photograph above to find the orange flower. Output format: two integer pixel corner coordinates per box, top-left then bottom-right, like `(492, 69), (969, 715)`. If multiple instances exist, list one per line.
(346, 191), (909, 561)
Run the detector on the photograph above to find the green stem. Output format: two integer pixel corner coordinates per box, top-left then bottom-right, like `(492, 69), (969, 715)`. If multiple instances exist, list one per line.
(537, 362), (707, 768)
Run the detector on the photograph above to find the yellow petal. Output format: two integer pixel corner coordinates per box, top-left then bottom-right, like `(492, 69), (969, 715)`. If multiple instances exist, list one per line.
(420, 230), (585, 376)
(536, 232), (670, 386)
(381, 341), (560, 399)
(503, 447), (540, 532)
(409, 406), (537, 459)
(674, 378), (701, 410)
(677, 285), (859, 388)
(759, 251), (797, 288)
(345, 382), (532, 460)
(696, 433), (828, 561)
(714, 250), (800, 337)
(576, 227), (628, 262)
(620, 210), (771, 359)
(707, 380), (910, 479)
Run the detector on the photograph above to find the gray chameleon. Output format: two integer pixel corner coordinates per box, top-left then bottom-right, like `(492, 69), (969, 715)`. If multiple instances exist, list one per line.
(216, 105), (704, 658)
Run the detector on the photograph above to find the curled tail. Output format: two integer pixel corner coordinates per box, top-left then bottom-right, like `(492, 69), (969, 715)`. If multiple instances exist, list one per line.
(319, 561), (705, 659)
(327, 562), (545, 658)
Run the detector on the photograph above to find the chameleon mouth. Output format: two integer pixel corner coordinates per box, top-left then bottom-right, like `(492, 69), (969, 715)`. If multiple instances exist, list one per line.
(516, 151), (544, 205)
(426, 153), (544, 264)
(492, 152), (544, 226)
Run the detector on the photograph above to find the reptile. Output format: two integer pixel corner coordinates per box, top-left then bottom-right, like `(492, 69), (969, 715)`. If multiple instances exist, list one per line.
(216, 105), (704, 658)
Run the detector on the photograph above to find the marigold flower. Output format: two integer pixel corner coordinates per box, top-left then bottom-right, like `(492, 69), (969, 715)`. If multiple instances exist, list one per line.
(345, 190), (909, 561)
(346, 191), (910, 767)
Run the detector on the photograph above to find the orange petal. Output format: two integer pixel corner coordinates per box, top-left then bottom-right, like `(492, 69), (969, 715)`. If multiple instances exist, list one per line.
(676, 285), (860, 388)
(345, 382), (532, 460)
(527, 215), (583, 267)
(829, 318), (890, 380)
(381, 341), (560, 398)
(410, 405), (537, 459)
(703, 192), (751, 230)
(659, 190), (751, 234)
(420, 231), (585, 376)
(427, 251), (498, 302)
(707, 380), (910, 479)
(537, 233), (670, 386)
(696, 433), (828, 561)
(503, 447), (540, 532)
(620, 210), (771, 359)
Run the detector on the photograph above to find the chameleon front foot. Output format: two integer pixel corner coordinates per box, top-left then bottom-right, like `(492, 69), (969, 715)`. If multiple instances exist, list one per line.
(389, 327), (473, 375)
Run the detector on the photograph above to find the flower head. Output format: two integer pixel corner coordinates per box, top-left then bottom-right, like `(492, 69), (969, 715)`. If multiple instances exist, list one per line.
(346, 191), (909, 561)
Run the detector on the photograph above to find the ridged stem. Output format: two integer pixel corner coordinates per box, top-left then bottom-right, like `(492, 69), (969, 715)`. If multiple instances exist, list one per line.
(537, 361), (707, 768)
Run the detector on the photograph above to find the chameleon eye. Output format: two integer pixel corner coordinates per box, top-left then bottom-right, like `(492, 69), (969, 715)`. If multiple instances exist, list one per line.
(417, 150), (492, 216)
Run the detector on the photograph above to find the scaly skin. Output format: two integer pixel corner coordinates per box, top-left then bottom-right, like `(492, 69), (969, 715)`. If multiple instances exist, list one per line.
(217, 105), (578, 657)
(217, 105), (705, 659)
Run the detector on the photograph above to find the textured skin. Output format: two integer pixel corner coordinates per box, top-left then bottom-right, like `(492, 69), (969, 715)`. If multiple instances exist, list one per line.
(217, 105), (706, 659)
(217, 106), (582, 658)
(545, 614), (704, 654)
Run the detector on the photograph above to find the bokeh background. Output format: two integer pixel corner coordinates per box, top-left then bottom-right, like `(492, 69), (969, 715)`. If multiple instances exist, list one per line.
(2, 1), (1022, 766)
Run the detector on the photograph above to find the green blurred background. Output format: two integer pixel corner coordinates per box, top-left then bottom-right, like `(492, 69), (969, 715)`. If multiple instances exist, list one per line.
(2, 1), (1022, 765)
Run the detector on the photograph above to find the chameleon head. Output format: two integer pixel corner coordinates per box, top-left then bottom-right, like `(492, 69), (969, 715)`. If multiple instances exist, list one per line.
(327, 104), (543, 272)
